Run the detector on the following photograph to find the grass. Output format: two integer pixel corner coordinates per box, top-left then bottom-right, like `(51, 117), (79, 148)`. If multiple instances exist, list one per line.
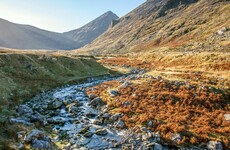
(0, 51), (113, 149)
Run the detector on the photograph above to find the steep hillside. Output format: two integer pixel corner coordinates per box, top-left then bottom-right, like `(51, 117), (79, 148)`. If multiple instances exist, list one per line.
(0, 53), (111, 113)
(77, 0), (230, 55)
(63, 11), (118, 46)
(0, 18), (81, 50)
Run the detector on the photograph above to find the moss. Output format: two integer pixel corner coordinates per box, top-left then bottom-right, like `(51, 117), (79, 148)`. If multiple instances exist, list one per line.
(0, 53), (112, 148)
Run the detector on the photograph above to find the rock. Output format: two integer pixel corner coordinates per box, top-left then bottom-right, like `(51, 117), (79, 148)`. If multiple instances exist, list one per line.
(30, 112), (47, 126)
(110, 113), (122, 122)
(115, 120), (125, 129)
(217, 27), (227, 35)
(207, 141), (223, 150)
(68, 105), (80, 114)
(142, 133), (152, 141)
(25, 130), (45, 143)
(152, 132), (161, 142)
(83, 132), (94, 138)
(10, 118), (33, 126)
(90, 97), (103, 107)
(95, 128), (108, 136)
(88, 94), (96, 100)
(31, 139), (52, 150)
(17, 105), (33, 116)
(147, 142), (163, 150)
(108, 89), (119, 97)
(102, 113), (111, 119)
(79, 126), (90, 134)
(47, 117), (65, 125)
(48, 99), (63, 109)
(224, 114), (230, 122)
(93, 119), (103, 125)
(147, 120), (153, 127)
(171, 133), (181, 143)
(86, 111), (97, 118)
(122, 101), (132, 106)
(120, 81), (130, 88)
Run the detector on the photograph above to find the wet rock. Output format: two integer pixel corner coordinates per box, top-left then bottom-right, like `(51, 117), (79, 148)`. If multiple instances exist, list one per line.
(68, 105), (80, 114)
(47, 117), (65, 125)
(152, 132), (161, 142)
(95, 128), (108, 136)
(31, 139), (52, 150)
(79, 126), (90, 134)
(147, 142), (163, 150)
(86, 111), (97, 118)
(17, 105), (33, 116)
(90, 97), (103, 107)
(110, 113), (122, 122)
(10, 118), (33, 126)
(25, 130), (45, 143)
(83, 132), (94, 138)
(108, 89), (119, 97)
(142, 133), (152, 141)
(224, 114), (230, 122)
(64, 100), (80, 106)
(93, 119), (103, 125)
(88, 94), (96, 100)
(171, 133), (181, 143)
(115, 120), (125, 129)
(30, 112), (47, 126)
(207, 141), (223, 150)
(102, 113), (111, 120)
(48, 99), (63, 109)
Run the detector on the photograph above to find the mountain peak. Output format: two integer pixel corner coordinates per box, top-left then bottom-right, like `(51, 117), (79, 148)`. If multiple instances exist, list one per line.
(63, 11), (119, 46)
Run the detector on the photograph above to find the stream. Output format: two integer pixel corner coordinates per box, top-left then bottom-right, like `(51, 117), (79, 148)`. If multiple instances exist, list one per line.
(12, 71), (164, 150)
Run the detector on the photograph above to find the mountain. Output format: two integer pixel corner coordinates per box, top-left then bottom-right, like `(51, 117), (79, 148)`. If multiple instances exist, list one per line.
(0, 11), (118, 50)
(63, 11), (119, 46)
(0, 18), (81, 50)
(78, 0), (230, 55)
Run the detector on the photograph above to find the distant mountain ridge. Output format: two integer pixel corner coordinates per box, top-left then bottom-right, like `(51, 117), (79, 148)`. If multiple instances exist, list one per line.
(0, 11), (118, 50)
(63, 11), (119, 46)
(78, 0), (229, 54)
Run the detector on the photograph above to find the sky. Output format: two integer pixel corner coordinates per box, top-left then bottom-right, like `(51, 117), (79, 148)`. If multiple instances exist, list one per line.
(0, 0), (146, 33)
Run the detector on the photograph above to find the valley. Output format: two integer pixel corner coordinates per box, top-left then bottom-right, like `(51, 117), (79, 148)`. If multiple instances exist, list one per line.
(0, 0), (229, 149)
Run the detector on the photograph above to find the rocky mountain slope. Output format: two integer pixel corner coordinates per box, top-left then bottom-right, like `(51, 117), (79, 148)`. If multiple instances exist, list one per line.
(77, 0), (230, 55)
(0, 18), (81, 50)
(0, 11), (118, 50)
(63, 11), (119, 46)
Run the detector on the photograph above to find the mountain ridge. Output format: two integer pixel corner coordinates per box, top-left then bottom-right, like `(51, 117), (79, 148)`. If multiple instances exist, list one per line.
(0, 11), (118, 50)
(77, 0), (229, 55)
(63, 11), (119, 46)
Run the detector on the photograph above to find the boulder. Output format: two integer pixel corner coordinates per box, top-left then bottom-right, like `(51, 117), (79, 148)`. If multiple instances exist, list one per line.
(115, 120), (125, 129)
(68, 105), (80, 114)
(93, 119), (103, 125)
(84, 132), (94, 138)
(31, 139), (52, 150)
(171, 133), (181, 143)
(224, 114), (230, 122)
(88, 94), (96, 100)
(17, 105), (33, 116)
(207, 141), (223, 150)
(30, 112), (47, 126)
(90, 97), (103, 107)
(25, 130), (45, 143)
(108, 89), (119, 97)
(48, 99), (63, 109)
(95, 128), (108, 136)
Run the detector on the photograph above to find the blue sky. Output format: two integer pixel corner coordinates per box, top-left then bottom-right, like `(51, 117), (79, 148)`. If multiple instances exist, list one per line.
(0, 0), (146, 32)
